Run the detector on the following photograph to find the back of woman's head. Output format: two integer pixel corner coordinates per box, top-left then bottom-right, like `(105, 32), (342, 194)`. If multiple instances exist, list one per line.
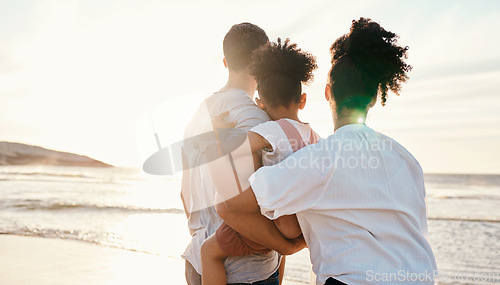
(251, 38), (317, 107)
(329, 18), (412, 111)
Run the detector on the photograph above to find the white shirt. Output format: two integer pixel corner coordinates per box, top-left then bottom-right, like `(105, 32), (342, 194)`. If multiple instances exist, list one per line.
(182, 89), (281, 283)
(250, 119), (317, 166)
(250, 124), (437, 285)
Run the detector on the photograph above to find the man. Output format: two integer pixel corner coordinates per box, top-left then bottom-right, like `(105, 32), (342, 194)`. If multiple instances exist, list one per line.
(181, 22), (301, 285)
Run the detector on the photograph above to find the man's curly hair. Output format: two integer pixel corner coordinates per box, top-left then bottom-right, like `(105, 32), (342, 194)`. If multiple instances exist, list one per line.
(329, 17), (412, 110)
(250, 38), (317, 107)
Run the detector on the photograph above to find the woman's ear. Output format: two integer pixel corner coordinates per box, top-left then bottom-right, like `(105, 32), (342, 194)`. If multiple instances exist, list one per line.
(325, 84), (331, 101)
(223, 57), (228, 69)
(255, 97), (265, 110)
(298, 93), (307, 110)
(368, 96), (377, 109)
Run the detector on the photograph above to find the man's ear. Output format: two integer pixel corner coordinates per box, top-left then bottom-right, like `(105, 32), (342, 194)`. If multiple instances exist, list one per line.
(223, 57), (228, 69)
(298, 93), (307, 110)
(325, 84), (331, 101)
(255, 97), (265, 110)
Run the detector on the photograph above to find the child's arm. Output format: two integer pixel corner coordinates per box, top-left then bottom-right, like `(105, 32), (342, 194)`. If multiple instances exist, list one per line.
(249, 131), (303, 240)
(247, 131), (270, 171)
(247, 131), (271, 154)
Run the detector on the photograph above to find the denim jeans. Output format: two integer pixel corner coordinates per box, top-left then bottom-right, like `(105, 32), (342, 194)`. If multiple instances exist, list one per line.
(228, 270), (279, 285)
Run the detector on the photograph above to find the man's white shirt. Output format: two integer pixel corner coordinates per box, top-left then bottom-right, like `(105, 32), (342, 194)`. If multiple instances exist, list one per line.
(181, 89), (281, 284)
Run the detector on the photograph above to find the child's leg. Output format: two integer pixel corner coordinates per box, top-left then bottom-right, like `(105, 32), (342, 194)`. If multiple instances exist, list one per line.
(201, 234), (227, 285)
(278, 256), (286, 284)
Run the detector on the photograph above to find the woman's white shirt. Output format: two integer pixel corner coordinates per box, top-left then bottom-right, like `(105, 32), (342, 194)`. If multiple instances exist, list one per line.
(249, 124), (437, 285)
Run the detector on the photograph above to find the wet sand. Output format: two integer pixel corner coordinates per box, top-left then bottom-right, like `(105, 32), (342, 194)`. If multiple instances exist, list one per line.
(0, 234), (185, 285)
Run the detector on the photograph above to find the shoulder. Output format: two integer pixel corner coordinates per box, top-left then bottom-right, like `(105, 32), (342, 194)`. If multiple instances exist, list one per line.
(251, 120), (280, 130)
(376, 131), (413, 156)
(200, 89), (270, 130)
(209, 89), (256, 110)
(285, 119), (320, 140)
(375, 130), (424, 174)
(215, 91), (270, 129)
(250, 121), (284, 140)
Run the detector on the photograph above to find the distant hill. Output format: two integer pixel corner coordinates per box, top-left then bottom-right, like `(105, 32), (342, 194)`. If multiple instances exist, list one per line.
(0, 142), (112, 167)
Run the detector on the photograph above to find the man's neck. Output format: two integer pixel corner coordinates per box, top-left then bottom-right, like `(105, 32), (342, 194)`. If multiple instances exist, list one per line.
(219, 70), (256, 98)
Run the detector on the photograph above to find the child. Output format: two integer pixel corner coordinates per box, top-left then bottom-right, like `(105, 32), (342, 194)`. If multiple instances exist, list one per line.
(201, 38), (318, 285)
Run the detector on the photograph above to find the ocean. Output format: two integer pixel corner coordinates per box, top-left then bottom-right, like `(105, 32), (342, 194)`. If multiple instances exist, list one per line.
(0, 165), (498, 284)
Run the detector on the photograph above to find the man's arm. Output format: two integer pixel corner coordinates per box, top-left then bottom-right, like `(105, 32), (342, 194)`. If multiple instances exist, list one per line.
(180, 147), (190, 219)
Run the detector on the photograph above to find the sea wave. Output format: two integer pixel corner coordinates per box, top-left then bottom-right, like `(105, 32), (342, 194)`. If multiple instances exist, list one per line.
(1, 199), (184, 214)
(0, 171), (93, 179)
(0, 172), (133, 184)
(0, 228), (158, 255)
(431, 195), (500, 200)
(428, 217), (500, 223)
(0, 169), (174, 184)
(425, 173), (500, 188)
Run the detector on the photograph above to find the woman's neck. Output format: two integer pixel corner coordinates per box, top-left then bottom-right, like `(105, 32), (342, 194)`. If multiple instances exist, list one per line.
(333, 109), (367, 131)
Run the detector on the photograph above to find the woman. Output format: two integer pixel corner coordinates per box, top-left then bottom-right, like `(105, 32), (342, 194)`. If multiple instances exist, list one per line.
(216, 18), (437, 285)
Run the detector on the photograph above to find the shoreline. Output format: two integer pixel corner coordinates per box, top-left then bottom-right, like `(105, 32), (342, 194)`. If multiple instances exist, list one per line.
(0, 234), (185, 285)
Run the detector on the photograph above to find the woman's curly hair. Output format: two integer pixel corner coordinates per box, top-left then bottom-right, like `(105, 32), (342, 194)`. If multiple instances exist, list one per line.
(251, 38), (317, 107)
(329, 17), (412, 109)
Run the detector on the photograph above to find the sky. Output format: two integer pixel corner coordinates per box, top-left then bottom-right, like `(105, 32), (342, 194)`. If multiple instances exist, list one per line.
(1, 0), (499, 174)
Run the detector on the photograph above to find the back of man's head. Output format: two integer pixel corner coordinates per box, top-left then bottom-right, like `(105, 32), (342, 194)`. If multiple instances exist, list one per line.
(223, 23), (269, 72)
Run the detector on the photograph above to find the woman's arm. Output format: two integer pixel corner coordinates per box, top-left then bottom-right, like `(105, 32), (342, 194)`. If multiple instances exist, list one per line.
(239, 132), (303, 239)
(274, 215), (302, 240)
(215, 188), (306, 255)
(209, 119), (305, 254)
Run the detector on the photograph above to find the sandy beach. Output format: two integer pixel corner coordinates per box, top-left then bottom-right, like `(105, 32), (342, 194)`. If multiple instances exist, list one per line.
(0, 234), (185, 285)
(0, 234), (312, 285)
